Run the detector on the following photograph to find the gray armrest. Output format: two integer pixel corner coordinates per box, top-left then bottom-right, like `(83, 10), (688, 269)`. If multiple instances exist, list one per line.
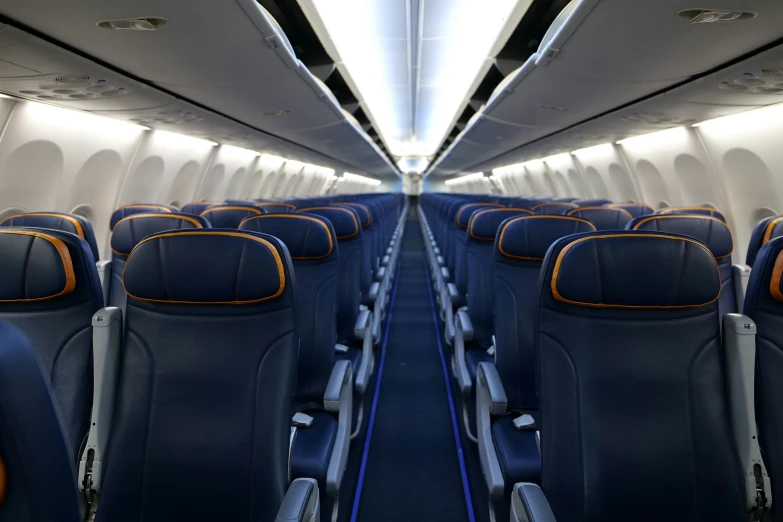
(732, 264), (751, 313)
(96, 260), (112, 305)
(276, 478), (320, 522)
(477, 362), (507, 499)
(386, 246), (393, 256)
(79, 307), (123, 496)
(447, 283), (459, 302)
(437, 255), (445, 266)
(456, 309), (474, 341)
(354, 309), (371, 339)
(324, 360), (352, 495)
(434, 246), (441, 256)
(377, 266), (387, 281)
(723, 314), (771, 513)
(382, 254), (390, 266)
(441, 267), (450, 282)
(511, 484), (556, 522)
(454, 310), (474, 394)
(369, 282), (380, 301)
(354, 310), (375, 394)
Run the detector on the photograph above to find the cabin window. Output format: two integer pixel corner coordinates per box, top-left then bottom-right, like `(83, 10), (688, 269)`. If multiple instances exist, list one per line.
(702, 202), (717, 209)
(168, 200), (180, 209)
(0, 207), (27, 222)
(657, 201), (670, 209)
(70, 204), (95, 224)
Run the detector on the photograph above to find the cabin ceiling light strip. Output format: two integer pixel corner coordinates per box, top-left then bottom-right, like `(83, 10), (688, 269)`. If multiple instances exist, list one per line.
(692, 102), (783, 133)
(24, 98), (149, 135)
(445, 172), (484, 185)
(571, 143), (614, 156)
(154, 129), (217, 148)
(308, 0), (521, 158)
(221, 144), (261, 159)
(397, 157), (430, 174)
(616, 126), (687, 147)
(542, 153), (572, 164)
(344, 172), (382, 186)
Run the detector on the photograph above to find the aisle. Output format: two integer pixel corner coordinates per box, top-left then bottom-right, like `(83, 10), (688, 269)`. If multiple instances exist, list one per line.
(350, 216), (473, 522)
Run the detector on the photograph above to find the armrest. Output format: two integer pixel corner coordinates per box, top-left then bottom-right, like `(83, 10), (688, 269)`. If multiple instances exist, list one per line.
(382, 254), (390, 266)
(96, 260), (112, 305)
(437, 255), (445, 266)
(511, 484), (556, 522)
(276, 478), (320, 522)
(354, 309), (375, 394)
(477, 362), (507, 499)
(79, 307), (123, 496)
(369, 282), (380, 301)
(453, 310), (474, 394)
(732, 264), (751, 313)
(456, 309), (474, 342)
(376, 266), (387, 281)
(723, 314), (771, 514)
(354, 308), (371, 340)
(324, 360), (353, 495)
(441, 267), (450, 282)
(447, 283), (459, 302)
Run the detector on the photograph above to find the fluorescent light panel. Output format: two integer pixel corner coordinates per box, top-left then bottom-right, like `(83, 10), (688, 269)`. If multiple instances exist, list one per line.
(397, 157), (430, 174)
(571, 143), (614, 156)
(23, 99), (149, 136)
(154, 129), (217, 148)
(542, 153), (572, 164)
(220, 144), (260, 159)
(616, 126), (686, 147)
(692, 102), (783, 133)
(344, 172), (382, 186)
(445, 172), (484, 185)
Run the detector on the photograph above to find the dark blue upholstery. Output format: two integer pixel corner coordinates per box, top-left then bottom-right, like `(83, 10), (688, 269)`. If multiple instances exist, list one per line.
(550, 197), (578, 202)
(657, 206), (727, 222)
(109, 203), (178, 231)
(629, 214), (735, 317)
(290, 411), (337, 486)
(743, 237), (783, 522)
(96, 229), (298, 522)
(257, 202), (297, 214)
(606, 203), (654, 219)
(0, 228), (102, 458)
(573, 198), (612, 207)
(746, 215), (783, 267)
(566, 207), (633, 231)
(454, 203), (502, 300)
(507, 198), (536, 210)
(0, 322), (82, 522)
(200, 205), (265, 229)
(537, 230), (743, 522)
(531, 202), (576, 215)
(492, 413), (541, 500)
(333, 202), (374, 300)
(180, 201), (220, 215)
(108, 213), (209, 309)
(0, 212), (100, 262)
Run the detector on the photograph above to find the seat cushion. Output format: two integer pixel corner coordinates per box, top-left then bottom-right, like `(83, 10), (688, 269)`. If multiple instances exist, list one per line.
(291, 411), (338, 485)
(465, 348), (492, 384)
(492, 413), (542, 500)
(335, 346), (362, 375)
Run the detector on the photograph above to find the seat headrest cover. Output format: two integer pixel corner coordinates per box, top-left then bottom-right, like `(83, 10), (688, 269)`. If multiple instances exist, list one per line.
(0, 230), (76, 301)
(199, 205), (263, 218)
(657, 206), (727, 222)
(498, 216), (596, 260)
(468, 208), (534, 240)
(296, 207), (359, 239)
(567, 207), (633, 221)
(110, 204), (175, 230)
(551, 233), (720, 308)
(111, 213), (208, 256)
(456, 203), (504, 228)
(574, 198), (612, 207)
(239, 214), (333, 259)
(630, 215), (733, 259)
(123, 230), (285, 304)
(332, 202), (371, 227)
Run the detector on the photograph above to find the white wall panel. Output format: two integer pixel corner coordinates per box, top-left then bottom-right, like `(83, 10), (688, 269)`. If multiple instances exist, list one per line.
(571, 143), (637, 202)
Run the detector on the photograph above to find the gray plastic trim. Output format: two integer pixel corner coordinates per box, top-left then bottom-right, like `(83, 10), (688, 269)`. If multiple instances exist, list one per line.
(96, 260), (111, 305)
(477, 362), (507, 499)
(276, 478), (320, 522)
(732, 264), (751, 312)
(511, 483), (557, 522)
(454, 310), (474, 394)
(324, 360), (352, 495)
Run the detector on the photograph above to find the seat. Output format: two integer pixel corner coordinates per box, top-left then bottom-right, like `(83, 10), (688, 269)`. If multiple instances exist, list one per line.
(200, 204), (265, 228)
(477, 215), (596, 505)
(332, 202), (375, 303)
(531, 202), (577, 215)
(606, 202), (654, 219)
(180, 201), (221, 215)
(0, 322), (82, 522)
(107, 213), (209, 310)
(656, 206), (727, 222)
(572, 198), (612, 207)
(257, 201), (297, 214)
(566, 207), (633, 230)
(109, 204), (178, 231)
(509, 230), (744, 522)
(628, 214), (737, 317)
(94, 229), (319, 522)
(453, 203), (503, 303)
(746, 214), (783, 267)
(0, 228), (103, 458)
(239, 213), (352, 517)
(549, 197), (578, 202)
(0, 211), (100, 262)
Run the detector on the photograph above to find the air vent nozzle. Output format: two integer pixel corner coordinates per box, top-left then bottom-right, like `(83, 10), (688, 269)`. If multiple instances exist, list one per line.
(96, 18), (169, 31)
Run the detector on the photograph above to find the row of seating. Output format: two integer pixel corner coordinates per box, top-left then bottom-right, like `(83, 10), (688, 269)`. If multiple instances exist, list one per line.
(0, 193), (406, 522)
(419, 192), (777, 522)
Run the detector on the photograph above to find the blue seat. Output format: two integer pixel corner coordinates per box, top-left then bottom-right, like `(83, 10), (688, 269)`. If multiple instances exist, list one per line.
(180, 201), (221, 215)
(0, 212), (100, 262)
(332, 202), (375, 303)
(606, 202), (654, 219)
(746, 214), (783, 267)
(507, 198), (536, 210)
(0, 322), (82, 522)
(109, 204), (178, 231)
(531, 202), (577, 215)
(550, 197), (578, 202)
(656, 206), (727, 222)
(200, 204), (265, 228)
(566, 207), (633, 230)
(95, 229), (304, 521)
(573, 198), (612, 207)
(534, 230), (742, 522)
(628, 214), (735, 318)
(453, 203), (503, 305)
(256, 201), (296, 214)
(107, 213), (209, 309)
(0, 228), (103, 458)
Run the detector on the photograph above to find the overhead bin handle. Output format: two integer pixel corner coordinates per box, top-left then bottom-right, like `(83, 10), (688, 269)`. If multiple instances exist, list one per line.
(235, 0), (298, 69)
(536, 0), (601, 67)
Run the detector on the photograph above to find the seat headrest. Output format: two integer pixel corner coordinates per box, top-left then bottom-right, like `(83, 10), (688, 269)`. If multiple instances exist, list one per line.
(546, 231), (720, 309)
(468, 208), (533, 241)
(223, 199), (258, 206)
(110, 204), (177, 230)
(531, 202), (577, 215)
(497, 216), (596, 260)
(0, 211), (100, 261)
(656, 206), (727, 223)
(239, 214), (334, 260)
(629, 215), (733, 259)
(111, 213), (209, 257)
(747, 215), (783, 266)
(456, 203), (504, 228)
(180, 201), (221, 215)
(296, 207), (360, 239)
(199, 205), (265, 228)
(606, 203), (655, 219)
(332, 202), (371, 228)
(573, 198), (612, 207)
(566, 207), (633, 230)
(123, 230), (287, 305)
(256, 202), (296, 214)
(0, 230), (76, 301)
(769, 246), (783, 302)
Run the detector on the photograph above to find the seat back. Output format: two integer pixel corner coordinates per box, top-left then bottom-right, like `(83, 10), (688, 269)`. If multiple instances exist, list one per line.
(566, 207), (633, 230)
(256, 202), (296, 214)
(454, 203), (503, 297)
(746, 214), (783, 266)
(606, 202), (654, 219)
(0, 212), (100, 262)
(240, 214), (337, 404)
(96, 229), (297, 521)
(538, 231), (742, 522)
(629, 215), (735, 317)
(0, 228), (102, 458)
(180, 201), (221, 216)
(573, 198), (612, 207)
(656, 206), (727, 222)
(109, 213), (210, 309)
(333, 202), (374, 297)
(0, 322), (82, 522)
(109, 204), (177, 231)
(531, 202), (577, 215)
(493, 216), (595, 410)
(464, 208), (533, 343)
(744, 237), (783, 522)
(200, 205), (265, 228)
(297, 206), (362, 343)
